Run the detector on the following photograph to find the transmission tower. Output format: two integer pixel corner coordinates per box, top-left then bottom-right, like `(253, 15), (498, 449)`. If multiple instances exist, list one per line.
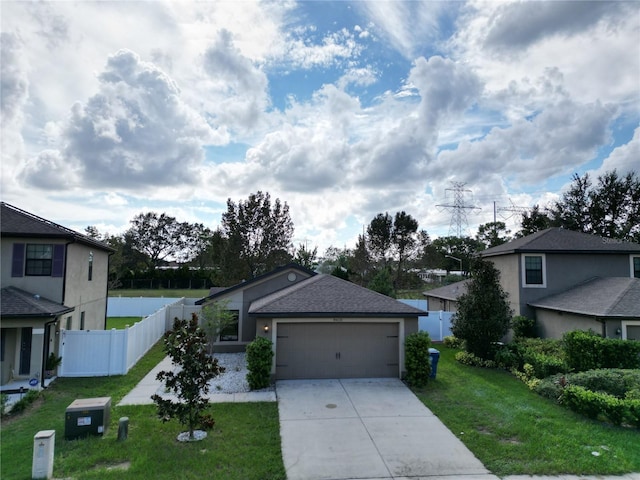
(496, 199), (530, 224)
(436, 182), (481, 237)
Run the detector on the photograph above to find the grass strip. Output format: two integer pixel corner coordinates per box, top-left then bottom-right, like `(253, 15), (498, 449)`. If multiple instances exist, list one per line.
(1, 341), (285, 480)
(414, 348), (640, 476)
(106, 317), (143, 330)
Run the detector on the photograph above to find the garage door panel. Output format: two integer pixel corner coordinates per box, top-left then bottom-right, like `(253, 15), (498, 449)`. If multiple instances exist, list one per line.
(276, 322), (399, 380)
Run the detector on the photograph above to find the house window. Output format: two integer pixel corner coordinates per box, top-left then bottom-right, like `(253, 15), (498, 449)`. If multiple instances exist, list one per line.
(80, 312), (85, 330)
(88, 251), (94, 281)
(25, 244), (53, 276)
(632, 256), (640, 279)
(522, 254), (546, 287)
(66, 316), (72, 330)
(219, 310), (239, 342)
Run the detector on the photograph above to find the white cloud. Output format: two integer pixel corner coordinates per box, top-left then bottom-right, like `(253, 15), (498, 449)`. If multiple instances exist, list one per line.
(19, 49), (218, 191)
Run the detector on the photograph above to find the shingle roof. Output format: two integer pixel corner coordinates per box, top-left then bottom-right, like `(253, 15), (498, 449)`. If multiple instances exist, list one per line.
(1, 202), (114, 252)
(1, 287), (75, 318)
(529, 277), (640, 318)
(423, 279), (470, 301)
(249, 274), (426, 317)
(480, 228), (640, 257)
(195, 263), (316, 305)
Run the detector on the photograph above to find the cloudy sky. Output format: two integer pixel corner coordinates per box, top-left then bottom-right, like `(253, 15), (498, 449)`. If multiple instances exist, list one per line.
(1, 1), (638, 253)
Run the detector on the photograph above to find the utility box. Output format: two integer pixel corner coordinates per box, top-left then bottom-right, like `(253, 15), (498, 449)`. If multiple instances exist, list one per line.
(32, 430), (55, 479)
(65, 397), (111, 440)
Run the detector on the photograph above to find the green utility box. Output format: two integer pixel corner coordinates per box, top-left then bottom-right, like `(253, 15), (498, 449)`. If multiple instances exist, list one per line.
(65, 397), (111, 440)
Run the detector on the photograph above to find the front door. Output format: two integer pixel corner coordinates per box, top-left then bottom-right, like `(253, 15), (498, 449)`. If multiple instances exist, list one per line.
(19, 327), (32, 375)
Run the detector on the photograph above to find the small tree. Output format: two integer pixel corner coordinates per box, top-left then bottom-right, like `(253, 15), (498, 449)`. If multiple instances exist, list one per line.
(451, 259), (512, 359)
(200, 300), (238, 356)
(151, 314), (224, 441)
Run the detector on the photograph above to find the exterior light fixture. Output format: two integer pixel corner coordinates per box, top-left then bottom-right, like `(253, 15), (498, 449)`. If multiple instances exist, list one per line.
(263, 324), (269, 333)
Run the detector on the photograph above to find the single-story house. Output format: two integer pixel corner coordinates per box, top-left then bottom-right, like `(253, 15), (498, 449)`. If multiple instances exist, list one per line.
(196, 263), (425, 379)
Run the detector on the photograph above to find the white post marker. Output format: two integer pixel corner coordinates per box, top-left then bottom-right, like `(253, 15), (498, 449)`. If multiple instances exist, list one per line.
(32, 430), (55, 479)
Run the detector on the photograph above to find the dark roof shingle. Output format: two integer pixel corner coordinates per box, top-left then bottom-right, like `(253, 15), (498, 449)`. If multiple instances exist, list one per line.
(481, 228), (640, 257)
(249, 274), (426, 317)
(529, 277), (640, 318)
(1, 287), (75, 318)
(1, 202), (113, 252)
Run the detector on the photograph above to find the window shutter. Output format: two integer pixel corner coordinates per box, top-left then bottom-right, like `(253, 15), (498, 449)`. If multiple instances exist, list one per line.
(11, 243), (24, 277)
(52, 244), (65, 277)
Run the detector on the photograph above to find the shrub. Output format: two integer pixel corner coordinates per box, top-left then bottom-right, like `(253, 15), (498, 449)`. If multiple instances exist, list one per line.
(246, 336), (274, 390)
(443, 335), (464, 349)
(494, 344), (521, 370)
(521, 351), (568, 379)
(404, 331), (431, 387)
(563, 330), (640, 372)
(561, 385), (639, 427)
(9, 389), (40, 415)
(455, 351), (497, 369)
(0, 393), (8, 416)
(512, 315), (536, 339)
(151, 314), (224, 440)
(450, 259), (512, 360)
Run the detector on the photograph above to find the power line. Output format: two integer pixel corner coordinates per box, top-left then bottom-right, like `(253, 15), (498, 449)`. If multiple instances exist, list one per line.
(436, 182), (481, 237)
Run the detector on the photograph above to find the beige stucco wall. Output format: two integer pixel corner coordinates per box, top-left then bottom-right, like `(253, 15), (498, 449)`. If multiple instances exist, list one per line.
(487, 255), (521, 316)
(64, 243), (110, 330)
(535, 309), (603, 339)
(0, 318), (51, 383)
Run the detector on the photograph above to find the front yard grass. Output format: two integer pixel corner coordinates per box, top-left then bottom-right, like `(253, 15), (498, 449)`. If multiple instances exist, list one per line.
(414, 347), (640, 476)
(0, 341), (285, 480)
(106, 316), (143, 329)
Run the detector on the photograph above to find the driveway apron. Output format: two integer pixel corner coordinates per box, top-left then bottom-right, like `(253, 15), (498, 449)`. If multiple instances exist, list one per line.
(277, 378), (496, 480)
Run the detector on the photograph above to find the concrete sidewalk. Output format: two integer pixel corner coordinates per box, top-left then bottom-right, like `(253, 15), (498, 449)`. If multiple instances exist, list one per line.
(117, 356), (276, 406)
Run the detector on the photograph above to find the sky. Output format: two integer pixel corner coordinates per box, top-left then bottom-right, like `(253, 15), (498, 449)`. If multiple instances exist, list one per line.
(1, 0), (639, 255)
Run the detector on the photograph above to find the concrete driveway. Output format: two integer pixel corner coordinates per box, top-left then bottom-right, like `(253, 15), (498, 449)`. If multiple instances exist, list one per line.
(277, 378), (497, 480)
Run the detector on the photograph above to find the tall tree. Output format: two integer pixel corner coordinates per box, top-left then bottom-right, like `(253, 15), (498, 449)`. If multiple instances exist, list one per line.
(367, 212), (393, 264)
(294, 242), (319, 270)
(392, 211), (419, 287)
(517, 205), (551, 238)
(476, 221), (511, 249)
(349, 234), (371, 286)
(127, 212), (197, 269)
(221, 191), (294, 279)
(545, 170), (640, 242)
(451, 259), (512, 359)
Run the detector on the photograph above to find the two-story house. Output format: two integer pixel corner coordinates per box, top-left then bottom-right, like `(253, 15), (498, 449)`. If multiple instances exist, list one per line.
(1, 202), (113, 388)
(425, 228), (640, 340)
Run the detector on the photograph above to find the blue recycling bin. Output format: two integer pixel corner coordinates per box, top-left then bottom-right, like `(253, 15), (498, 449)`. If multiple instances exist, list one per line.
(429, 348), (440, 379)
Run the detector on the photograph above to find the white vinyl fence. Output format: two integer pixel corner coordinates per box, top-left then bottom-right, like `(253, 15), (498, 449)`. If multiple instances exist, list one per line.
(58, 298), (201, 377)
(398, 299), (454, 341)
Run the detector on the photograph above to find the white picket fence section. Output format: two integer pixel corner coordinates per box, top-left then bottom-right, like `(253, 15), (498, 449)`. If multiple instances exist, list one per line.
(398, 299), (454, 341)
(58, 298), (201, 377)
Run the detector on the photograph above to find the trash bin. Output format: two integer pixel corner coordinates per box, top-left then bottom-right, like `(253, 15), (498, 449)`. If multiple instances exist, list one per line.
(429, 348), (440, 379)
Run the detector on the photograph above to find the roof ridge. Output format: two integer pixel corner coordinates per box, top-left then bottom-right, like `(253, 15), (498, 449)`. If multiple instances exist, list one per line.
(604, 277), (636, 316)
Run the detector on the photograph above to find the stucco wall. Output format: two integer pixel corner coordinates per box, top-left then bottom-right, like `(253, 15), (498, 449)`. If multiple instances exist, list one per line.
(535, 309), (602, 339)
(64, 243), (110, 330)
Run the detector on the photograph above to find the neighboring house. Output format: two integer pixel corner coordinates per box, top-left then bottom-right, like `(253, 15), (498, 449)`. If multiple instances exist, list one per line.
(196, 263), (425, 380)
(1, 202), (113, 387)
(423, 279), (470, 313)
(424, 228), (640, 339)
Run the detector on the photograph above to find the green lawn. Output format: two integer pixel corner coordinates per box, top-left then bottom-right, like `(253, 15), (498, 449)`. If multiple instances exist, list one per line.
(414, 347), (640, 476)
(0, 341), (285, 480)
(106, 317), (143, 329)
(109, 289), (209, 298)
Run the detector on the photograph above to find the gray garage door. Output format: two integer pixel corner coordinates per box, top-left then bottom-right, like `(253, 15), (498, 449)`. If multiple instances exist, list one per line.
(275, 322), (399, 379)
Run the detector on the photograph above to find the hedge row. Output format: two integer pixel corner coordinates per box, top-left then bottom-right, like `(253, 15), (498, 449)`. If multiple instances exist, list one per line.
(563, 330), (640, 371)
(562, 385), (640, 427)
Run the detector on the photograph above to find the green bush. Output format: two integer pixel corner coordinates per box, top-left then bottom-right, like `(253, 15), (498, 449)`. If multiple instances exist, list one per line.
(494, 344), (521, 370)
(8, 389), (40, 415)
(512, 315), (536, 338)
(561, 385), (638, 427)
(563, 330), (640, 372)
(404, 331), (431, 387)
(522, 351), (568, 379)
(455, 350), (497, 369)
(246, 336), (274, 390)
(443, 335), (464, 349)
